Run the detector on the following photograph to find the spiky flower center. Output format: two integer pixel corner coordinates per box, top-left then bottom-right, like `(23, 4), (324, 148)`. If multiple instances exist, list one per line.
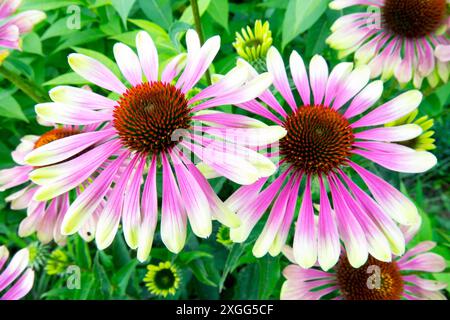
(382, 0), (447, 38)
(34, 128), (80, 149)
(154, 268), (176, 290)
(335, 255), (404, 300)
(280, 105), (354, 175)
(113, 82), (191, 154)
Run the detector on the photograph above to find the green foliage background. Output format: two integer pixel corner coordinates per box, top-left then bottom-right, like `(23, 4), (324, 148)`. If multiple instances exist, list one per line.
(0, 0), (449, 300)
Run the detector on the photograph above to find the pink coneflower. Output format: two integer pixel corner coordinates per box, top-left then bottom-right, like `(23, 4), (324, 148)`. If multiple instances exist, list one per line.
(280, 225), (448, 300)
(0, 246), (34, 300)
(0, 0), (45, 49)
(26, 30), (283, 261)
(226, 47), (437, 271)
(327, 0), (450, 88)
(0, 125), (105, 245)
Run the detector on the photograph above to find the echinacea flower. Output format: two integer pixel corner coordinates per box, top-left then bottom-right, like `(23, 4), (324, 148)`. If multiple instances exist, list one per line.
(27, 30), (284, 262)
(0, 125), (106, 245)
(234, 20), (273, 68)
(226, 47), (437, 271)
(45, 248), (70, 276)
(27, 242), (49, 270)
(386, 109), (436, 151)
(216, 225), (233, 248)
(143, 261), (181, 298)
(280, 224), (448, 300)
(0, 246), (34, 300)
(327, 0), (450, 88)
(0, 0), (46, 50)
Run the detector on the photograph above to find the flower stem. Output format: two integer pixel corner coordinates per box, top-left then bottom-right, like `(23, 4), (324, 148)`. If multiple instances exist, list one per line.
(0, 65), (48, 103)
(189, 0), (212, 85)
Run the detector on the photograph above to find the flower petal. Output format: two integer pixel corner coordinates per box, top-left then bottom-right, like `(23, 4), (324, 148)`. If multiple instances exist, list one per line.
(309, 55), (329, 105)
(351, 90), (423, 128)
(267, 47), (297, 110)
(355, 124), (422, 142)
(136, 31), (158, 82)
(68, 53), (127, 94)
(113, 43), (143, 86)
(293, 177), (317, 268)
(160, 154), (187, 253)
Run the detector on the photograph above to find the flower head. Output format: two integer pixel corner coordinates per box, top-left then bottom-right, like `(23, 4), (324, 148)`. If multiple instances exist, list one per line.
(0, 0), (46, 50)
(327, 0), (450, 88)
(281, 226), (448, 300)
(45, 248), (70, 276)
(216, 225), (233, 248)
(27, 242), (49, 270)
(386, 109), (436, 151)
(28, 30), (284, 262)
(0, 246), (34, 300)
(234, 20), (273, 66)
(226, 47), (437, 271)
(0, 124), (106, 245)
(143, 261), (181, 298)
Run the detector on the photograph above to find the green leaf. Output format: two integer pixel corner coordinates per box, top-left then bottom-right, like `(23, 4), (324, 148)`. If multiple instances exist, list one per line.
(282, 0), (328, 49)
(168, 21), (191, 52)
(22, 32), (43, 55)
(111, 260), (139, 296)
(189, 259), (218, 287)
(0, 95), (28, 122)
(128, 19), (171, 41)
(43, 72), (88, 86)
(178, 250), (214, 265)
(54, 29), (105, 52)
(94, 252), (113, 299)
(219, 243), (248, 291)
(21, 0), (83, 10)
(75, 236), (92, 269)
(433, 273), (450, 293)
(207, 0), (229, 31)
(180, 0), (211, 25)
(111, 0), (137, 27)
(233, 264), (259, 299)
(138, 0), (173, 30)
(42, 15), (95, 40)
(257, 255), (280, 299)
(421, 93), (443, 117)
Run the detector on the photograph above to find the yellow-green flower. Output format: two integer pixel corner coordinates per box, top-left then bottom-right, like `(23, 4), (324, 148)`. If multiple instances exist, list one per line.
(143, 261), (181, 298)
(28, 242), (49, 270)
(385, 110), (436, 151)
(0, 50), (10, 65)
(216, 226), (233, 248)
(233, 20), (272, 63)
(45, 249), (70, 276)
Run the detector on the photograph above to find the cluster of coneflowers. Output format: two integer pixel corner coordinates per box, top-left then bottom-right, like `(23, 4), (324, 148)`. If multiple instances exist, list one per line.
(0, 0), (448, 300)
